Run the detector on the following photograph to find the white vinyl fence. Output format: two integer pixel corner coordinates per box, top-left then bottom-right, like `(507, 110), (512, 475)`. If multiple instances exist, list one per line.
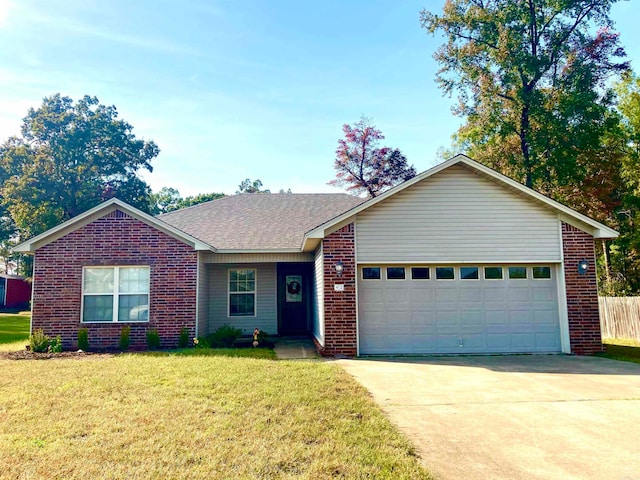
(599, 297), (640, 341)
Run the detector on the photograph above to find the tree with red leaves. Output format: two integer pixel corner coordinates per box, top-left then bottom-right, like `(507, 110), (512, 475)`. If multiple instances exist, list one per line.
(329, 117), (416, 198)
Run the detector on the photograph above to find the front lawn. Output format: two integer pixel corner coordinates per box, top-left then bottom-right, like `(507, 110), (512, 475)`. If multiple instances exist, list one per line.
(0, 352), (431, 479)
(600, 338), (640, 365)
(0, 312), (30, 351)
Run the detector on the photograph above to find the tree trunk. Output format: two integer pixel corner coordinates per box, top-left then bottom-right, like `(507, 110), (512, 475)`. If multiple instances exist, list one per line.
(601, 239), (611, 284)
(520, 104), (533, 188)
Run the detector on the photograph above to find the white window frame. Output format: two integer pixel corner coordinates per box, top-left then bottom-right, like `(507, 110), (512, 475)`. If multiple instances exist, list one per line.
(532, 266), (553, 280)
(459, 266), (480, 281)
(411, 267), (430, 280)
(81, 266), (150, 323)
(483, 266), (504, 280)
(228, 268), (257, 317)
(362, 267), (381, 280)
(386, 266), (406, 280)
(435, 267), (456, 281)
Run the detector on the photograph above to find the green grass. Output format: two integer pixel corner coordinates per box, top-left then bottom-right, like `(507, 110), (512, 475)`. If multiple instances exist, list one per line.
(599, 339), (640, 365)
(0, 353), (431, 479)
(0, 312), (30, 350)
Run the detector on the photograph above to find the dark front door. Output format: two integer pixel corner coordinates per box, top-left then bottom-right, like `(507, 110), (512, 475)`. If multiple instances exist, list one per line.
(277, 263), (313, 335)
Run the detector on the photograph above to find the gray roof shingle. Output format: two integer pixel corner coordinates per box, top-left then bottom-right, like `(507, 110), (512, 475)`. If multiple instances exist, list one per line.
(158, 193), (364, 250)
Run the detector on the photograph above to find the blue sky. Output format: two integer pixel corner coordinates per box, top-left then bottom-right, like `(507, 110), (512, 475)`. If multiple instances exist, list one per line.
(1, 1), (639, 196)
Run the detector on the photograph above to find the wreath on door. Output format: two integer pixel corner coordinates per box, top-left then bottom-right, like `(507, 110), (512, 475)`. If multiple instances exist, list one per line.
(287, 280), (301, 295)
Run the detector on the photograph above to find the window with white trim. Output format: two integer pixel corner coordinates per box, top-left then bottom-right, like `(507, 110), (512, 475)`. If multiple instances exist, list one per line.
(229, 269), (256, 316)
(82, 266), (149, 322)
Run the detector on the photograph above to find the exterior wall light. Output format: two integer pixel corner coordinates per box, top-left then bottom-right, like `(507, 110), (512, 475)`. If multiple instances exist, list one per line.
(335, 260), (344, 277)
(578, 259), (589, 275)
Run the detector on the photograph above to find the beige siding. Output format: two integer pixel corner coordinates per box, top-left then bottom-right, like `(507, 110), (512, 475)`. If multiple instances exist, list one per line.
(356, 165), (561, 263)
(206, 263), (277, 335)
(201, 252), (313, 263)
(196, 253), (209, 337)
(312, 245), (324, 344)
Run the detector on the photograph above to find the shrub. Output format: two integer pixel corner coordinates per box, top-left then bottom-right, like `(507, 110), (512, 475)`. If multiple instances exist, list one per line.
(77, 328), (89, 351)
(119, 326), (131, 351)
(29, 329), (50, 353)
(49, 336), (63, 353)
(146, 329), (161, 349)
(178, 327), (190, 348)
(193, 337), (209, 349)
(207, 324), (243, 348)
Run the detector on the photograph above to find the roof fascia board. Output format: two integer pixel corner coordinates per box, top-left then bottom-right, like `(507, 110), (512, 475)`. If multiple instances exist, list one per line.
(13, 198), (215, 253)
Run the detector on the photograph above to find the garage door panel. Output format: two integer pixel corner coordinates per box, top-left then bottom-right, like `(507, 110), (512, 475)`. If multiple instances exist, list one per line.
(358, 265), (561, 354)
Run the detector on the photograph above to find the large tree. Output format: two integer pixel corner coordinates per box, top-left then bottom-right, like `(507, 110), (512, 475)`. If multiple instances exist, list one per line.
(421, 1), (628, 193)
(0, 94), (159, 241)
(329, 117), (416, 197)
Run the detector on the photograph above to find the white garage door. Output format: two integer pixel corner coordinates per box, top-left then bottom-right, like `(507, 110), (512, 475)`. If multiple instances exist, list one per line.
(358, 265), (561, 355)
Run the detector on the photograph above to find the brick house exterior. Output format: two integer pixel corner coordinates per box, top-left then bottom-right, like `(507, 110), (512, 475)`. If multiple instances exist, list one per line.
(321, 224), (357, 356)
(32, 210), (198, 350)
(561, 223), (602, 355)
(16, 155), (617, 356)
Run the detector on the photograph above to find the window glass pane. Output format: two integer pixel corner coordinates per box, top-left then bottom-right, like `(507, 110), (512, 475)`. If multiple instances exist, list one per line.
(533, 266), (551, 279)
(436, 267), (455, 280)
(411, 267), (430, 280)
(83, 295), (113, 322)
(362, 267), (381, 280)
(84, 268), (114, 294)
(386, 267), (406, 280)
(484, 267), (503, 280)
(460, 267), (479, 280)
(230, 293), (255, 316)
(230, 269), (255, 292)
(508, 267), (527, 279)
(119, 267), (150, 293)
(118, 295), (149, 321)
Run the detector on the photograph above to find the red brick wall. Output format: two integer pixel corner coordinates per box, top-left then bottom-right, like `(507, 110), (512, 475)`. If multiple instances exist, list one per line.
(32, 210), (197, 350)
(322, 223), (357, 356)
(562, 223), (602, 355)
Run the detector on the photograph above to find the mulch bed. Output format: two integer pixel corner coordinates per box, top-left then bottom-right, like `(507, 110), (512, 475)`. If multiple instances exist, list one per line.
(0, 350), (114, 361)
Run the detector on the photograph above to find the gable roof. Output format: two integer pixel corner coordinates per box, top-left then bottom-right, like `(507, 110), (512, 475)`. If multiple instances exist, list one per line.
(13, 198), (214, 253)
(158, 193), (364, 251)
(302, 154), (618, 249)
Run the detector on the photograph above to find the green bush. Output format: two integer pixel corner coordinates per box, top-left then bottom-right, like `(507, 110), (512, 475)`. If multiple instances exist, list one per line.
(193, 336), (209, 349)
(77, 328), (89, 351)
(119, 326), (131, 351)
(29, 329), (50, 353)
(178, 327), (190, 348)
(146, 329), (161, 349)
(49, 336), (63, 353)
(207, 324), (243, 348)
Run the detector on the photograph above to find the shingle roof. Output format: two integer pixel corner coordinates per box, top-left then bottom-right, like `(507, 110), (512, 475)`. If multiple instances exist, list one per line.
(158, 193), (364, 250)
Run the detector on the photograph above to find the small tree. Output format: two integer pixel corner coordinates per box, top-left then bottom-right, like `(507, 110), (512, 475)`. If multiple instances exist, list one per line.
(329, 117), (416, 197)
(236, 179), (270, 194)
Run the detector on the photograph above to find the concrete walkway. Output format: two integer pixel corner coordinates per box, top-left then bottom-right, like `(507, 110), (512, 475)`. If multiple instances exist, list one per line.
(337, 355), (640, 480)
(273, 337), (318, 359)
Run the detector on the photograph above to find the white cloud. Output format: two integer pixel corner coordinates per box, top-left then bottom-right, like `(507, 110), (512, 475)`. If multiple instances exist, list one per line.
(0, 0), (13, 27)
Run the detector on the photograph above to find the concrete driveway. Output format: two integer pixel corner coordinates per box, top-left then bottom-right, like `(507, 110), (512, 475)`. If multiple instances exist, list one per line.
(337, 355), (640, 480)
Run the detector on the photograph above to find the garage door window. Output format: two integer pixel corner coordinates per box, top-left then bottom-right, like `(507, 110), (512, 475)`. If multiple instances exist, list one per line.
(436, 267), (455, 280)
(386, 267), (406, 280)
(508, 267), (527, 279)
(533, 266), (551, 279)
(362, 267), (381, 280)
(411, 267), (430, 280)
(460, 267), (479, 280)
(484, 267), (503, 279)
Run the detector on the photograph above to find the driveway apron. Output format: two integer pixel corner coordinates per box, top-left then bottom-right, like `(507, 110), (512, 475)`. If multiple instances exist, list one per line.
(337, 355), (640, 480)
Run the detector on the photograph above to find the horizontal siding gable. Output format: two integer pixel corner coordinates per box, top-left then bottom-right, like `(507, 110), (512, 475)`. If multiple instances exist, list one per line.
(356, 165), (561, 263)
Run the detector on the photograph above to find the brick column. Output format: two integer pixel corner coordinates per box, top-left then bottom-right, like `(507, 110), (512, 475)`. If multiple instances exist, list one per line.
(562, 223), (602, 355)
(322, 223), (357, 356)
